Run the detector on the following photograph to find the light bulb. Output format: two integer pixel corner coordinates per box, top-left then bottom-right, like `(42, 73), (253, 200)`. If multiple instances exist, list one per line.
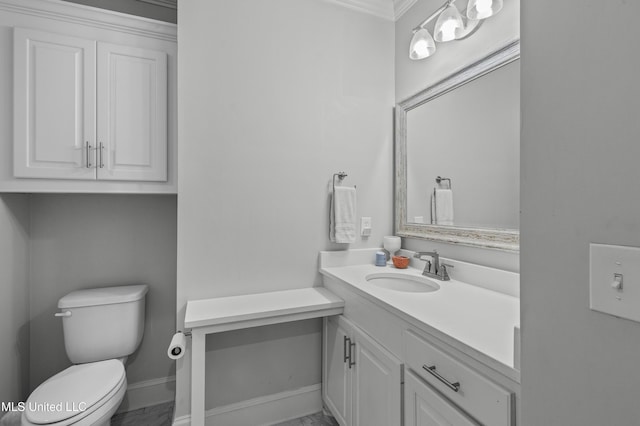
(467, 0), (503, 20)
(414, 40), (429, 55)
(476, 0), (492, 15)
(438, 18), (459, 41)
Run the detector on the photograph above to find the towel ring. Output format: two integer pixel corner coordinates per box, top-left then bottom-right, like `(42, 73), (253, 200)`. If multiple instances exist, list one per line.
(332, 172), (355, 194)
(435, 176), (451, 189)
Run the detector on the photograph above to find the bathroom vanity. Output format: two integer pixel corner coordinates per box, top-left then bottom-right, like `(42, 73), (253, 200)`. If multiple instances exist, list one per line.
(320, 249), (520, 426)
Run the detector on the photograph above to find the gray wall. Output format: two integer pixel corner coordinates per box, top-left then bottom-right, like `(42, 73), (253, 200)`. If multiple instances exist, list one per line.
(62, 0), (176, 23)
(177, 0), (395, 418)
(396, 0), (520, 272)
(28, 194), (177, 392)
(521, 0), (640, 424)
(0, 195), (30, 411)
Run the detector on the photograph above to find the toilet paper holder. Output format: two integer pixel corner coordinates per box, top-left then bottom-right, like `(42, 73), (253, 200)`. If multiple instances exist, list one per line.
(167, 330), (192, 360)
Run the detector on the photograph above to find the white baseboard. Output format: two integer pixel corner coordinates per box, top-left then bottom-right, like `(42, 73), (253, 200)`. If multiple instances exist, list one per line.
(117, 375), (176, 414)
(173, 383), (322, 426)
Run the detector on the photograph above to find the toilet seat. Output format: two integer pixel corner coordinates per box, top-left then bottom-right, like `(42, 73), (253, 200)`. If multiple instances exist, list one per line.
(23, 360), (126, 426)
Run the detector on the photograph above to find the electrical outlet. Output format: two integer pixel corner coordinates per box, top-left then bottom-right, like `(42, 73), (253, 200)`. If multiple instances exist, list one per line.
(360, 217), (372, 237)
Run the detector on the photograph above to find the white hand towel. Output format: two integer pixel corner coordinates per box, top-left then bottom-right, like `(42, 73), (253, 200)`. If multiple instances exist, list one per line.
(330, 186), (356, 243)
(434, 188), (454, 226)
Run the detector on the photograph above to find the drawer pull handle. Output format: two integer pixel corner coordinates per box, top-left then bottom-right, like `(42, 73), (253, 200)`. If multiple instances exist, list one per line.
(422, 365), (460, 393)
(349, 341), (356, 368)
(99, 142), (105, 168)
(343, 336), (350, 363)
(85, 141), (92, 168)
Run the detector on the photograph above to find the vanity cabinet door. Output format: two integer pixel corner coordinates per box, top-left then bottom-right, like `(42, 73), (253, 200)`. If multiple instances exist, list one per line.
(13, 28), (97, 180)
(405, 370), (479, 426)
(351, 327), (402, 426)
(323, 316), (352, 426)
(323, 316), (402, 426)
(96, 42), (167, 182)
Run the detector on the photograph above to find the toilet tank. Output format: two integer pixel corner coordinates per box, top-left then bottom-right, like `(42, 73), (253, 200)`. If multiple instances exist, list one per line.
(57, 285), (148, 364)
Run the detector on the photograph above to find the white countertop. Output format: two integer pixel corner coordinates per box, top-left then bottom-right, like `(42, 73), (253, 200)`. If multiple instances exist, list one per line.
(185, 287), (345, 330)
(320, 262), (519, 372)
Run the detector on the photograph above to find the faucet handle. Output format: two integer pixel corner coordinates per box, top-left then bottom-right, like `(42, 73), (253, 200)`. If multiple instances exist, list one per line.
(440, 263), (454, 279)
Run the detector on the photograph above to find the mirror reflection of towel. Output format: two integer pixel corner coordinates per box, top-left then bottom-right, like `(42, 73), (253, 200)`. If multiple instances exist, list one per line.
(432, 189), (454, 225)
(330, 186), (356, 243)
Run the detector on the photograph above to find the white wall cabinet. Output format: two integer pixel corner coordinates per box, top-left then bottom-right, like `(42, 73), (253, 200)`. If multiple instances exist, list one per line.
(0, 0), (177, 193)
(323, 315), (402, 426)
(14, 27), (167, 182)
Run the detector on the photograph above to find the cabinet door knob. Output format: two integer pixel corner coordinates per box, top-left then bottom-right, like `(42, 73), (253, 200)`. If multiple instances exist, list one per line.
(422, 365), (460, 392)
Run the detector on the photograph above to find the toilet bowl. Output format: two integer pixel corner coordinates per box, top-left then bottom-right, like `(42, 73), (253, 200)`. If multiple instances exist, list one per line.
(22, 360), (127, 426)
(22, 285), (148, 426)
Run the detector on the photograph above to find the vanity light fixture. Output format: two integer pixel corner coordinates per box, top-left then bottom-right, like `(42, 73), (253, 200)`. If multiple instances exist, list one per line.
(409, 0), (503, 60)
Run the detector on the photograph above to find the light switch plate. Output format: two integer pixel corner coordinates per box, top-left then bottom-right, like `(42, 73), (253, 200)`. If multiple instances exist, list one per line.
(590, 243), (640, 323)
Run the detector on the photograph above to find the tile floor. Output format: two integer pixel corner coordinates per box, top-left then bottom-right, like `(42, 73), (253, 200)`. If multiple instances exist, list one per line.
(110, 402), (339, 426)
(111, 402), (174, 426)
(273, 412), (339, 426)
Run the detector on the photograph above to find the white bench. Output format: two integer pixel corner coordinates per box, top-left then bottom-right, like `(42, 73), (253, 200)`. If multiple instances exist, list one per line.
(185, 287), (344, 426)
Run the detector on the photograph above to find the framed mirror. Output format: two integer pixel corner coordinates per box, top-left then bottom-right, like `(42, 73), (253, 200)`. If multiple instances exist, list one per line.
(395, 40), (520, 252)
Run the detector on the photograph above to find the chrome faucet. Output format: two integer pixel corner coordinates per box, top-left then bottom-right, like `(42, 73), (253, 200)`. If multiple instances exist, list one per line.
(413, 250), (453, 281)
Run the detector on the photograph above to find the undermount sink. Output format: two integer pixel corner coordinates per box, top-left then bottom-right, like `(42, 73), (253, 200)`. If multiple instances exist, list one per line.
(365, 272), (440, 293)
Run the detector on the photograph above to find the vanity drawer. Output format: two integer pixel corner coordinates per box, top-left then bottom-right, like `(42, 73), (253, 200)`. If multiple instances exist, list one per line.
(403, 330), (513, 426)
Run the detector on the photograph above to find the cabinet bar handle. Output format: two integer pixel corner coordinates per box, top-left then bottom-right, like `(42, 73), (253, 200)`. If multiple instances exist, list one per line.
(349, 341), (356, 368)
(85, 141), (92, 168)
(99, 142), (104, 168)
(422, 365), (460, 392)
(343, 336), (349, 363)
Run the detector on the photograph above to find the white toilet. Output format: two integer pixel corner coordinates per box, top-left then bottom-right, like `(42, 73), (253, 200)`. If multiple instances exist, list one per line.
(22, 285), (149, 426)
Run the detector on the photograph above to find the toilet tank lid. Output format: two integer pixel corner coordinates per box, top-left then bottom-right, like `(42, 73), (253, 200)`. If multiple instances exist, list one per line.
(58, 285), (149, 309)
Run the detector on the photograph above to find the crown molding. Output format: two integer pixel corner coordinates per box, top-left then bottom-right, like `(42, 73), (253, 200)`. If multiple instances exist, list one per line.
(323, 0), (395, 21)
(0, 0), (176, 42)
(393, 0), (417, 20)
(136, 0), (177, 10)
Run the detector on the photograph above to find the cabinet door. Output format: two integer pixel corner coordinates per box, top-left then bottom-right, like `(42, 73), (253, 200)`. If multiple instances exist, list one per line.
(97, 42), (167, 181)
(405, 371), (479, 426)
(351, 327), (402, 426)
(323, 316), (352, 426)
(14, 28), (96, 179)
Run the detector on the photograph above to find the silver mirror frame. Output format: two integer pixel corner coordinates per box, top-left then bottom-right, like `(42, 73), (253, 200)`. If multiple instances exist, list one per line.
(395, 40), (520, 252)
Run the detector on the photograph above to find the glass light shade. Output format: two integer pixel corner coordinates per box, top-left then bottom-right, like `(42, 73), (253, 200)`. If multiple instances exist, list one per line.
(409, 28), (436, 60)
(434, 4), (464, 42)
(466, 0), (503, 20)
